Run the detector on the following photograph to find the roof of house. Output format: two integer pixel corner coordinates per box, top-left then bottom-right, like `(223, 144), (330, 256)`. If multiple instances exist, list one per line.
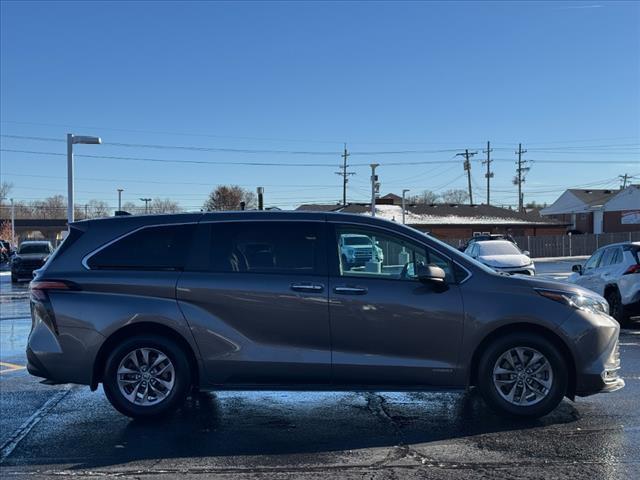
(541, 186), (632, 215)
(295, 204), (343, 212)
(380, 193), (403, 202)
(297, 202), (565, 226)
(567, 189), (618, 206)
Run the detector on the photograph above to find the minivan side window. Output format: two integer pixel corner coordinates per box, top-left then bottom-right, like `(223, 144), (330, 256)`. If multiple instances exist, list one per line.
(335, 226), (455, 282)
(87, 224), (196, 270)
(203, 221), (326, 275)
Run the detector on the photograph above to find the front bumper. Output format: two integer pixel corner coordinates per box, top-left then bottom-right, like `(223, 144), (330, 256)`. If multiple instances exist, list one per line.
(492, 265), (536, 276)
(568, 310), (625, 397)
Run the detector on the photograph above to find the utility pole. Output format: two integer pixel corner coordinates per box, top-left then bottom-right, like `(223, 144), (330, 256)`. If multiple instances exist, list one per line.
(619, 174), (630, 189)
(335, 143), (355, 206)
(482, 141), (493, 205)
(402, 189), (410, 224)
(370, 164), (380, 217)
(66, 133), (101, 227)
(514, 143), (529, 212)
(117, 188), (124, 211)
(10, 198), (15, 245)
(140, 197), (152, 214)
(456, 149), (477, 205)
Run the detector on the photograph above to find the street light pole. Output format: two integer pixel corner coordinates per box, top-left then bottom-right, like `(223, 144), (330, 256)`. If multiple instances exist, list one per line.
(370, 164), (380, 217)
(140, 198), (152, 214)
(10, 198), (15, 244)
(67, 133), (101, 227)
(117, 189), (124, 211)
(402, 189), (410, 224)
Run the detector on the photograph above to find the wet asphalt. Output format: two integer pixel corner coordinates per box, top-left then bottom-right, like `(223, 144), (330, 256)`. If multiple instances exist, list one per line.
(0, 261), (639, 479)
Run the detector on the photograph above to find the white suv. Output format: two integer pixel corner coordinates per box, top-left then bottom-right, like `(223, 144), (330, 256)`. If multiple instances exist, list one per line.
(568, 241), (640, 325)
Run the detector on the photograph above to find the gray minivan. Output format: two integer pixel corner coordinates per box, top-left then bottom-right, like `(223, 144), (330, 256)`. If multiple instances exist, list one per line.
(27, 211), (623, 419)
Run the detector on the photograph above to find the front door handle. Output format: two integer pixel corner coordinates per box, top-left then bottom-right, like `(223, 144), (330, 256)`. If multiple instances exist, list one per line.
(334, 286), (368, 295)
(290, 283), (324, 293)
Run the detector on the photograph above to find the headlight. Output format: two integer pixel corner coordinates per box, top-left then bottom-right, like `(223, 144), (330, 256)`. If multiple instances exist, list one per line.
(536, 288), (609, 316)
(12, 257), (21, 265)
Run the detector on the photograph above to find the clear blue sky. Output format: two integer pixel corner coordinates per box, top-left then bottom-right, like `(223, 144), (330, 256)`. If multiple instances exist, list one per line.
(1, 0), (639, 211)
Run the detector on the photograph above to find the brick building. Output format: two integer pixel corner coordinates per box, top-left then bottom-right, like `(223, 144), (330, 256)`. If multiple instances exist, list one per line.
(540, 185), (640, 234)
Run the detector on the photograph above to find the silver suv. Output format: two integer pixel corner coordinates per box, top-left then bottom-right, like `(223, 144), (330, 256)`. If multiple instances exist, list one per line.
(569, 242), (640, 325)
(27, 211), (623, 419)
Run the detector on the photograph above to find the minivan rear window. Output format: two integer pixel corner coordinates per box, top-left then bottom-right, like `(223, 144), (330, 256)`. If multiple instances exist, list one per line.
(87, 224), (196, 271)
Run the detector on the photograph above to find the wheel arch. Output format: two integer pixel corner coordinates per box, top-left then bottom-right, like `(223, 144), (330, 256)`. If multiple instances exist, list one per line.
(91, 322), (200, 391)
(468, 322), (577, 399)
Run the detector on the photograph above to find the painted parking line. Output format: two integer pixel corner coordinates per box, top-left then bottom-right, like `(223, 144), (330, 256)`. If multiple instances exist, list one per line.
(0, 362), (26, 374)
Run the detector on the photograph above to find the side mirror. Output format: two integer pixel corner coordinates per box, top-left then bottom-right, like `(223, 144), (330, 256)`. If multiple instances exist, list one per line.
(416, 264), (446, 284)
(522, 250), (530, 257)
(572, 264), (583, 275)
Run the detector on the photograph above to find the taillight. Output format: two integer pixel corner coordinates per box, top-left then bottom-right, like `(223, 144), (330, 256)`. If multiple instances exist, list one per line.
(623, 264), (640, 275)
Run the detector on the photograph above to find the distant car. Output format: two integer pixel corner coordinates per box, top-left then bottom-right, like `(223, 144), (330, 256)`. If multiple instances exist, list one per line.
(11, 240), (54, 282)
(465, 240), (535, 276)
(568, 242), (640, 325)
(458, 233), (517, 252)
(339, 233), (384, 268)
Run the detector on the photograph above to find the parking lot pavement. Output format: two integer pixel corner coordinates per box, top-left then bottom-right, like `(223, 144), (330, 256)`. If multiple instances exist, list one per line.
(1, 263), (639, 479)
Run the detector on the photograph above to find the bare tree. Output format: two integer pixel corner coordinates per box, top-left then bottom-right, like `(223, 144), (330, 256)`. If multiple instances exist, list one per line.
(0, 220), (14, 243)
(86, 199), (111, 219)
(409, 190), (439, 204)
(121, 201), (142, 215)
(30, 195), (66, 219)
(0, 182), (13, 204)
(203, 185), (256, 211)
(149, 198), (182, 214)
(440, 189), (470, 204)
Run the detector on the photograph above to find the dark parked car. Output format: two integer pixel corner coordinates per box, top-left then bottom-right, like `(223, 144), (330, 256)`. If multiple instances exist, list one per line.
(11, 240), (54, 282)
(27, 212), (623, 419)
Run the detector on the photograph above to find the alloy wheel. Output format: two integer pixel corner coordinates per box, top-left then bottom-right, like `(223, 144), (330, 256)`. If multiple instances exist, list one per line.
(492, 346), (553, 406)
(117, 347), (175, 406)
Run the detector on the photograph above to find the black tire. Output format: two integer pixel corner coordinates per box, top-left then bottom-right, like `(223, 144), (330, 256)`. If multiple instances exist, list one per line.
(605, 288), (628, 327)
(103, 334), (192, 419)
(11, 274), (18, 283)
(477, 332), (568, 418)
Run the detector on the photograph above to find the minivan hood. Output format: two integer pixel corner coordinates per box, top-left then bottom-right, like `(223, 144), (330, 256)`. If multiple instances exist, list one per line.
(15, 253), (49, 261)
(479, 254), (531, 268)
(505, 272), (595, 297)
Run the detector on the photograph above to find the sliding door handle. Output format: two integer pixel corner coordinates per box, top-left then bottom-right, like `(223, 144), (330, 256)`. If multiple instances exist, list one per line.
(334, 286), (368, 295)
(290, 283), (324, 293)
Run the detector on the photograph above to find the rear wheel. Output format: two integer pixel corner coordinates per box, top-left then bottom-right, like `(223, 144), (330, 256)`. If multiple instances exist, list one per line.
(103, 334), (192, 418)
(11, 274), (17, 283)
(477, 333), (567, 418)
(605, 288), (628, 327)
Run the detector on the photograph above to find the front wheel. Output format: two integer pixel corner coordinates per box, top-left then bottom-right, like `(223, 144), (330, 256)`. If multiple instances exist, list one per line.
(605, 289), (628, 327)
(477, 333), (567, 418)
(103, 334), (192, 418)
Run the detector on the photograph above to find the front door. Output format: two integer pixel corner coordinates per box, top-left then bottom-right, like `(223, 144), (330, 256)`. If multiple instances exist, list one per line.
(327, 223), (466, 387)
(177, 220), (331, 386)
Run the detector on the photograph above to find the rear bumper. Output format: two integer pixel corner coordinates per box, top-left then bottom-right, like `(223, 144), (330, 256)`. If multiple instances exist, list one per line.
(26, 310), (104, 385)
